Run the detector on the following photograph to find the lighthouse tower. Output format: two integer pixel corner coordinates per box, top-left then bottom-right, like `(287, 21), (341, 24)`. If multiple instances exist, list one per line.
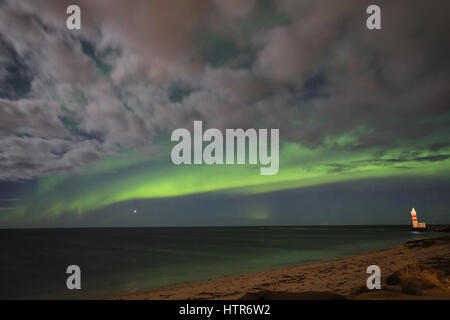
(410, 208), (426, 229)
(410, 208), (418, 228)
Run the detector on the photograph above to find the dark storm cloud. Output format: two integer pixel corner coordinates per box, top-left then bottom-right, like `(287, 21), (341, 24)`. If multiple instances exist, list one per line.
(326, 154), (450, 173)
(0, 0), (449, 180)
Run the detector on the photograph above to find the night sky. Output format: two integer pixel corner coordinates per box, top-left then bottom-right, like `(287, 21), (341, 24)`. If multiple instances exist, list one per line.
(0, 0), (449, 227)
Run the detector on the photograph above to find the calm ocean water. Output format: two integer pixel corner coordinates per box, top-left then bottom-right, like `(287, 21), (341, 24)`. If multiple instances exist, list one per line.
(0, 226), (446, 299)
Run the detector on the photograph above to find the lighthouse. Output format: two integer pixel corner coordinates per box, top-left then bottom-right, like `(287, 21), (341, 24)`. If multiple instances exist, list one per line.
(410, 208), (426, 229)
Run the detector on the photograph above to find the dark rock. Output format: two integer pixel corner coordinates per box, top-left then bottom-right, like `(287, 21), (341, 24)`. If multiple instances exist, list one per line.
(386, 271), (402, 285)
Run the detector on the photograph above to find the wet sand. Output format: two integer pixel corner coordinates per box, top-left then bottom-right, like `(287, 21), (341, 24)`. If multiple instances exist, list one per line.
(108, 236), (450, 300)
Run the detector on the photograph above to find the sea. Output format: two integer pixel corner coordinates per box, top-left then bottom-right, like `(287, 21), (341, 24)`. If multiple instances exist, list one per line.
(0, 226), (446, 299)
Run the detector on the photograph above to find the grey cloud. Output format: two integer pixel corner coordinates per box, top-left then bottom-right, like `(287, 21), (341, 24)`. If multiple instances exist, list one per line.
(0, 136), (102, 180)
(326, 154), (450, 173)
(0, 98), (68, 137)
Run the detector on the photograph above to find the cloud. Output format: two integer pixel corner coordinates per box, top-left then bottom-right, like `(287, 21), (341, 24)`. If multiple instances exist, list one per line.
(0, 0), (448, 181)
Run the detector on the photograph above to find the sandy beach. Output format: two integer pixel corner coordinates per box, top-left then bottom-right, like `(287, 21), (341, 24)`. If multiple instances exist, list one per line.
(108, 235), (450, 300)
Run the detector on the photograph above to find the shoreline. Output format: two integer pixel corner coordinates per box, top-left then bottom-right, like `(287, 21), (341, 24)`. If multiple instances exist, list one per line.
(107, 235), (450, 300)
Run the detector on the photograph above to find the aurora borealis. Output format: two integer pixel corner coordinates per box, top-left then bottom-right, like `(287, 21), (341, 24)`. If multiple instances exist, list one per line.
(0, 0), (449, 227)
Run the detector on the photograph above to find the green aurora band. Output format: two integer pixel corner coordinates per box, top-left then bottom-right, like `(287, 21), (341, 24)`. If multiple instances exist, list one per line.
(4, 137), (450, 223)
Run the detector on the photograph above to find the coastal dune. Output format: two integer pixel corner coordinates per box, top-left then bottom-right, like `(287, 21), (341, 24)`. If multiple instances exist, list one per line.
(109, 236), (450, 300)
